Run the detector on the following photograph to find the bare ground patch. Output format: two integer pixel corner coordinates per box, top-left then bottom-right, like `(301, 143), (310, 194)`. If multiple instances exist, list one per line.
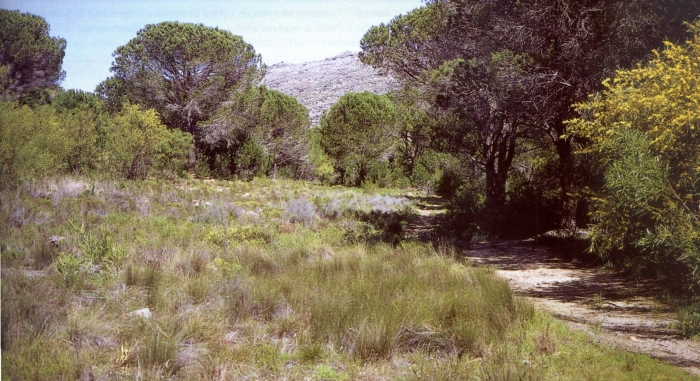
(464, 241), (700, 375)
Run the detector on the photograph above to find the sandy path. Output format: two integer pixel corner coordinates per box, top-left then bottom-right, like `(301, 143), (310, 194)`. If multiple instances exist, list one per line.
(464, 241), (700, 375)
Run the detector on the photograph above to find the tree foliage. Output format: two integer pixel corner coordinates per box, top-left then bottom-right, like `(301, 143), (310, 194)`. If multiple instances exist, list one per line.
(0, 10), (66, 106)
(569, 23), (700, 293)
(0, 102), (66, 186)
(360, 0), (700, 232)
(105, 105), (192, 180)
(98, 22), (264, 169)
(52, 89), (104, 114)
(388, 89), (436, 186)
(319, 92), (398, 186)
(362, 2), (548, 231)
(201, 86), (312, 179)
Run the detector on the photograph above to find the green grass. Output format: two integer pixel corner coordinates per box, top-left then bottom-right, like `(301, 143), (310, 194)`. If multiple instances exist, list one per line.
(1, 176), (697, 380)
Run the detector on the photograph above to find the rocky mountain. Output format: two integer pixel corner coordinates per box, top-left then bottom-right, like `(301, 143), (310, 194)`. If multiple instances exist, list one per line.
(262, 51), (400, 126)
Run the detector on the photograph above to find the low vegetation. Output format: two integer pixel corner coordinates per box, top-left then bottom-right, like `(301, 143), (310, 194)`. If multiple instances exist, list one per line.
(1, 177), (695, 379)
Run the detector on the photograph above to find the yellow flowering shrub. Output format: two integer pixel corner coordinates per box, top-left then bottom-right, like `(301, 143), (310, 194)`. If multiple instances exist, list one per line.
(570, 22), (700, 190)
(568, 22), (700, 293)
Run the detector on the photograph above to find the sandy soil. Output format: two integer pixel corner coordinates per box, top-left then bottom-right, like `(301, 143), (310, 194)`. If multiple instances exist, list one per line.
(464, 241), (700, 376)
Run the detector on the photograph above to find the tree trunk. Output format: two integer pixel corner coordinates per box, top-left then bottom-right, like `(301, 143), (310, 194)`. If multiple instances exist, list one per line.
(188, 123), (200, 174)
(337, 167), (346, 185)
(188, 145), (198, 174)
(484, 164), (507, 234)
(357, 163), (368, 187)
(228, 145), (238, 178)
(555, 136), (577, 230)
(482, 118), (518, 235)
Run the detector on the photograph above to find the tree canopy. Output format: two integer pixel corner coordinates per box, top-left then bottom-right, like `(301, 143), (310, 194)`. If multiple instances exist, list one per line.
(0, 10), (66, 106)
(97, 21), (265, 170)
(360, 0), (700, 232)
(319, 92), (397, 186)
(201, 85), (312, 179)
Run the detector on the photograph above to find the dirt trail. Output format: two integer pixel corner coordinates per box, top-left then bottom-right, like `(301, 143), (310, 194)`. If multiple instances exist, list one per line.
(464, 241), (700, 375)
(405, 198), (700, 376)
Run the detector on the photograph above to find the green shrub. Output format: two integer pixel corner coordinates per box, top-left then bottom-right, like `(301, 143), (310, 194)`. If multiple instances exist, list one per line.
(55, 252), (83, 286)
(588, 130), (700, 293)
(56, 106), (106, 174)
(105, 105), (191, 180)
(0, 102), (70, 188)
(152, 124), (193, 179)
(569, 27), (700, 294)
(677, 302), (700, 338)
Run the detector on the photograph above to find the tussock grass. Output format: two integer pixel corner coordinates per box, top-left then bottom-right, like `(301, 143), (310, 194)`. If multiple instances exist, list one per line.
(258, 244), (526, 361)
(1, 177), (696, 380)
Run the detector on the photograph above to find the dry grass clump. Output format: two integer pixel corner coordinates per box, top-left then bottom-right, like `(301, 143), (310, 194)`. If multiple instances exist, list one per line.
(23, 176), (91, 207)
(284, 196), (319, 228)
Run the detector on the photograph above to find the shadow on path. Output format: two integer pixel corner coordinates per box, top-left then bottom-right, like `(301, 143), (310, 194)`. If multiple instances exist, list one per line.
(401, 195), (700, 374)
(464, 240), (700, 374)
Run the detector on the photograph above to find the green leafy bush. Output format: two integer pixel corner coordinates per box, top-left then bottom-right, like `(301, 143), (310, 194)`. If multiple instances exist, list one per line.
(105, 105), (191, 179)
(677, 302), (700, 337)
(589, 130), (699, 291)
(56, 108), (105, 174)
(0, 102), (70, 188)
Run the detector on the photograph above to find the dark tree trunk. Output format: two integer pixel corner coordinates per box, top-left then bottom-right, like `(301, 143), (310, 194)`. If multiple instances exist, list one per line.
(555, 133), (577, 230)
(337, 167), (346, 185)
(187, 123), (201, 174)
(188, 146), (197, 174)
(484, 164), (507, 234)
(228, 145), (238, 178)
(357, 164), (368, 187)
(482, 118), (518, 235)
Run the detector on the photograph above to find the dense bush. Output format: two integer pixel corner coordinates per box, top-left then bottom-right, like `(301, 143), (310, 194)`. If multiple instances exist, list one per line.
(106, 105), (192, 180)
(570, 23), (700, 294)
(0, 101), (191, 185)
(0, 102), (69, 187)
(200, 86), (312, 180)
(55, 104), (106, 174)
(319, 92), (397, 186)
(585, 129), (698, 292)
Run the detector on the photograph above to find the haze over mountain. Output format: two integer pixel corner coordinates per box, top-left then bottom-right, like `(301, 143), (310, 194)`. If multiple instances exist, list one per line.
(263, 51), (400, 125)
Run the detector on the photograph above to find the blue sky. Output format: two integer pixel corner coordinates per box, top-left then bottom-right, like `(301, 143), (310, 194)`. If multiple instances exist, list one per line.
(2, 0), (423, 92)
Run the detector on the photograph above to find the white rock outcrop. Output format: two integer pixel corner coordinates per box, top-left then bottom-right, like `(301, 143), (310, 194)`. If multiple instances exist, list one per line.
(263, 51), (400, 126)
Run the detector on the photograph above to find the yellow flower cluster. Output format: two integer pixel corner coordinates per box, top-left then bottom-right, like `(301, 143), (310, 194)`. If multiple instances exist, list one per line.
(569, 22), (700, 184)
